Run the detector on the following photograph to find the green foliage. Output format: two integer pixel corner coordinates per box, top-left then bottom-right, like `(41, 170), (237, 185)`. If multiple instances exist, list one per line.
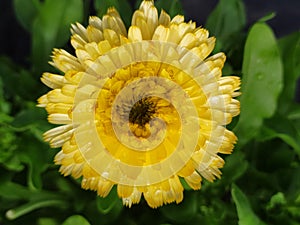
(205, 0), (246, 60)
(231, 184), (267, 225)
(278, 32), (300, 114)
(96, 187), (122, 216)
(0, 0), (300, 224)
(155, 0), (183, 18)
(31, 0), (84, 74)
(234, 22), (283, 146)
(95, 0), (133, 28)
(13, 0), (40, 32)
(61, 215), (91, 225)
(160, 192), (198, 223)
(206, 0), (246, 42)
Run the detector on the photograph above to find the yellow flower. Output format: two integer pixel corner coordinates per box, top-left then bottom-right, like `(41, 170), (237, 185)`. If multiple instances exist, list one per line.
(38, 0), (241, 208)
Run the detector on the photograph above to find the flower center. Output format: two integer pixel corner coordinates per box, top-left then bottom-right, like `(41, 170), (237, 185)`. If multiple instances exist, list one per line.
(129, 97), (156, 127)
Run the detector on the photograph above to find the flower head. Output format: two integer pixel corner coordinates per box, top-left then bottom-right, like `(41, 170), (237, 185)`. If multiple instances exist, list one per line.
(38, 0), (240, 208)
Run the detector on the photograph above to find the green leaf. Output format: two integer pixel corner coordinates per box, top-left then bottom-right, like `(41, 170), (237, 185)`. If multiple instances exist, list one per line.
(234, 22), (283, 147)
(0, 126), (17, 166)
(266, 192), (286, 211)
(221, 151), (248, 184)
(258, 126), (300, 156)
(0, 154), (24, 172)
(206, 0), (246, 42)
(0, 76), (11, 114)
(155, 0), (183, 18)
(0, 181), (35, 201)
(62, 215), (91, 225)
(13, 0), (40, 32)
(278, 31), (300, 114)
(0, 57), (40, 101)
(160, 192), (197, 223)
(134, 0), (143, 9)
(85, 195), (122, 225)
(286, 206), (300, 220)
(16, 131), (55, 190)
(288, 106), (300, 120)
(11, 103), (51, 141)
(0, 76), (20, 170)
(258, 12), (276, 23)
(231, 184), (267, 225)
(96, 186), (122, 215)
(8, 102), (55, 189)
(12, 104), (47, 129)
(95, 0), (133, 27)
(95, 0), (115, 17)
(37, 218), (58, 225)
(32, 0), (84, 74)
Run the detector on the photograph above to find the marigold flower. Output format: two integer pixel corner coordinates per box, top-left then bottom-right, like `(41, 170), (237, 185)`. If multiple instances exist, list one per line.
(38, 0), (241, 208)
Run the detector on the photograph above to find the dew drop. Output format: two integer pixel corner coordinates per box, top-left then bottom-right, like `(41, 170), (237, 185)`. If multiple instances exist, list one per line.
(256, 73), (263, 80)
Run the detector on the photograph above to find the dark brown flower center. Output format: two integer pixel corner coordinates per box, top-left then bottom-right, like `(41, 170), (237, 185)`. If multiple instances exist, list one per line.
(129, 97), (156, 127)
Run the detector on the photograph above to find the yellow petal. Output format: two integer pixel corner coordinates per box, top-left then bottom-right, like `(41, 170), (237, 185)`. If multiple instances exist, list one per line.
(51, 49), (83, 73)
(48, 113), (71, 124)
(128, 26), (143, 42)
(122, 187), (142, 208)
(97, 178), (114, 197)
(103, 10), (127, 36)
(184, 171), (202, 190)
(103, 29), (120, 47)
(41, 73), (66, 89)
(117, 184), (134, 198)
(71, 22), (88, 41)
(152, 25), (169, 41)
(86, 25), (103, 43)
(159, 9), (171, 26)
(88, 16), (103, 30)
(47, 89), (74, 104)
(170, 15), (185, 24)
(37, 94), (49, 107)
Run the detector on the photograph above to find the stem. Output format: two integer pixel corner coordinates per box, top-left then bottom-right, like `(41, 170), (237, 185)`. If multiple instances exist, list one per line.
(6, 199), (67, 220)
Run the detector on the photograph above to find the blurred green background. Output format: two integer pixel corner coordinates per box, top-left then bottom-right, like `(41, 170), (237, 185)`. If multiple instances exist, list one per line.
(0, 0), (299, 224)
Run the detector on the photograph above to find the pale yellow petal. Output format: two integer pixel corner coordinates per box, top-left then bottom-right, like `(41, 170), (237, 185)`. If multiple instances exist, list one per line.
(152, 25), (169, 41)
(103, 8), (127, 36)
(86, 25), (103, 43)
(51, 49), (83, 73)
(98, 40), (112, 54)
(47, 89), (74, 104)
(71, 33), (87, 50)
(122, 187), (142, 208)
(41, 73), (67, 89)
(107, 8), (127, 35)
(43, 124), (73, 142)
(103, 29), (120, 47)
(89, 16), (103, 30)
(159, 9), (171, 26)
(184, 171), (202, 190)
(71, 22), (88, 41)
(194, 28), (209, 41)
(48, 113), (71, 124)
(117, 184), (133, 198)
(128, 26), (143, 42)
(37, 94), (49, 107)
(170, 15), (184, 24)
